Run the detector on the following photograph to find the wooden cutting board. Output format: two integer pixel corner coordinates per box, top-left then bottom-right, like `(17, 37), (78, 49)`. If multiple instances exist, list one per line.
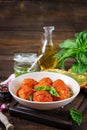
(9, 91), (87, 130)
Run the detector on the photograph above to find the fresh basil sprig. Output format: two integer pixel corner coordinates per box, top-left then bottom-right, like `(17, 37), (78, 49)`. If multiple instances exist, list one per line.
(49, 87), (59, 97)
(34, 86), (60, 97)
(55, 30), (87, 74)
(69, 108), (82, 126)
(34, 86), (50, 91)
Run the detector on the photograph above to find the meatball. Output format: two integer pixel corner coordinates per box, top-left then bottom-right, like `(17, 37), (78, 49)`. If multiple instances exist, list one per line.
(53, 79), (71, 101)
(21, 78), (38, 92)
(33, 90), (53, 102)
(39, 77), (52, 85)
(17, 88), (33, 100)
(34, 77), (53, 88)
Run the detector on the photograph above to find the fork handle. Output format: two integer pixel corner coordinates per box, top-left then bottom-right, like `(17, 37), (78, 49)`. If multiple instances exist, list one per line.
(0, 111), (14, 130)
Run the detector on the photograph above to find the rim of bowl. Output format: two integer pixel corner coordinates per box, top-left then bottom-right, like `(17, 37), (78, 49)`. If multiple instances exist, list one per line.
(9, 71), (80, 104)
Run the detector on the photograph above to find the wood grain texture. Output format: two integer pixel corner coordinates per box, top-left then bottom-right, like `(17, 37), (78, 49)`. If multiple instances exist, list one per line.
(8, 92), (87, 130)
(0, 1), (87, 129)
(0, 0), (87, 77)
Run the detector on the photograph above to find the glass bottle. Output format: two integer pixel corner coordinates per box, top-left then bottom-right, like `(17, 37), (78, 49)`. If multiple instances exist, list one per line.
(38, 26), (58, 70)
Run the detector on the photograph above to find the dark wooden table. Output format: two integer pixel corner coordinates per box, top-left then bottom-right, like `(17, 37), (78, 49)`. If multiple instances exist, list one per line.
(0, 0), (87, 130)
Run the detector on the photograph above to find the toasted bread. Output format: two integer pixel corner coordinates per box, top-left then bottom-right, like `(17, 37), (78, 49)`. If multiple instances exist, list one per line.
(46, 69), (87, 92)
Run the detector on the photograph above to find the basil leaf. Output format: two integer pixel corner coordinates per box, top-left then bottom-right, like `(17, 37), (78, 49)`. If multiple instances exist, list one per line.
(79, 52), (87, 65)
(83, 31), (87, 45)
(49, 87), (60, 97)
(29, 94), (33, 101)
(34, 86), (59, 97)
(71, 62), (87, 74)
(55, 48), (76, 62)
(70, 90), (73, 95)
(54, 49), (66, 59)
(34, 86), (50, 91)
(69, 108), (82, 126)
(59, 39), (77, 48)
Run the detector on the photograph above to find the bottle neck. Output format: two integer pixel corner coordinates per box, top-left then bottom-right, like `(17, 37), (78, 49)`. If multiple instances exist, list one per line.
(41, 26), (55, 54)
(44, 30), (53, 45)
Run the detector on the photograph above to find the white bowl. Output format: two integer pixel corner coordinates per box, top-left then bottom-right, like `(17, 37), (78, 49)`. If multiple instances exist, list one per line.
(9, 71), (80, 110)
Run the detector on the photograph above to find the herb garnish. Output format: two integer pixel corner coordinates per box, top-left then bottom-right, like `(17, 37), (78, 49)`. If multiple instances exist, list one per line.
(70, 90), (73, 96)
(69, 108), (82, 125)
(34, 86), (60, 97)
(55, 30), (87, 74)
(29, 94), (33, 101)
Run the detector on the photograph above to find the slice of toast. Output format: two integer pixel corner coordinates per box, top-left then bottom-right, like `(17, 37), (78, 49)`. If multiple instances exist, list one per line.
(46, 69), (87, 92)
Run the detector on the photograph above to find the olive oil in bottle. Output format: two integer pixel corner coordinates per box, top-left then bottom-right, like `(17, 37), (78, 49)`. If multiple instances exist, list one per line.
(38, 26), (58, 70)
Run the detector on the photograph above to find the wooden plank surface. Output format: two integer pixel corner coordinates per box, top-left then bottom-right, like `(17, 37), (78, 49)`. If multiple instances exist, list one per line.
(0, 0), (87, 79)
(0, 1), (87, 130)
(8, 91), (87, 130)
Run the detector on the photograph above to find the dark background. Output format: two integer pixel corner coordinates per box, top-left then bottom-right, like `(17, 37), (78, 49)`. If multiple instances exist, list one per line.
(0, 0), (87, 78)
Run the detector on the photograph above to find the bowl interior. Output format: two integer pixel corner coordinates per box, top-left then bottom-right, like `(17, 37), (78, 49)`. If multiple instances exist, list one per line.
(9, 71), (80, 110)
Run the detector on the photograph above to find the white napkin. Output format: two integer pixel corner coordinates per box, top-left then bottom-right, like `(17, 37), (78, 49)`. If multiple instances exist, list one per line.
(0, 74), (15, 86)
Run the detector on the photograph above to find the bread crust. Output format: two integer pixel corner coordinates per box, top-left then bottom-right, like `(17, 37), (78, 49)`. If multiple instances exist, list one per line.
(46, 69), (87, 92)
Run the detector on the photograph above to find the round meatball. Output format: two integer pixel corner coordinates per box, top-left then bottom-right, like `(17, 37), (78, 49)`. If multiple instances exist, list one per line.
(34, 77), (53, 88)
(17, 88), (33, 100)
(53, 79), (71, 101)
(21, 78), (38, 92)
(33, 90), (53, 102)
(39, 77), (53, 85)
